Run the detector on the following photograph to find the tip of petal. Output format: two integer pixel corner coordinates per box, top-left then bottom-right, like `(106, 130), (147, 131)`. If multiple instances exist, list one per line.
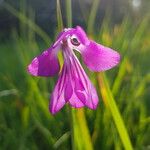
(49, 104), (64, 115)
(27, 59), (38, 76)
(49, 109), (57, 115)
(49, 103), (58, 115)
(49, 92), (66, 115)
(88, 101), (99, 110)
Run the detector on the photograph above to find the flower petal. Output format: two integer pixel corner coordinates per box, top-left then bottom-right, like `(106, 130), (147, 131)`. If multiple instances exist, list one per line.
(68, 55), (99, 109)
(82, 40), (120, 72)
(74, 26), (89, 45)
(65, 60), (85, 108)
(27, 28), (76, 77)
(27, 47), (60, 77)
(68, 75), (85, 108)
(53, 28), (76, 48)
(49, 65), (68, 114)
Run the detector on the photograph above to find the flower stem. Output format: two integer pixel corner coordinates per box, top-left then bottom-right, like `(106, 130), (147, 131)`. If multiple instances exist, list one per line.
(70, 108), (93, 150)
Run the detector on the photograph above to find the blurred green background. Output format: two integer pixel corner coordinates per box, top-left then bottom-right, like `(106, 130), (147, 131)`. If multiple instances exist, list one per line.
(0, 0), (150, 149)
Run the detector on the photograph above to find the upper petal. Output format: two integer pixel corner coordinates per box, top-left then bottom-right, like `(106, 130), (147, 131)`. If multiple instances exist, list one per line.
(53, 28), (76, 48)
(82, 40), (120, 72)
(67, 26), (120, 72)
(27, 28), (76, 77)
(74, 26), (89, 45)
(27, 47), (60, 77)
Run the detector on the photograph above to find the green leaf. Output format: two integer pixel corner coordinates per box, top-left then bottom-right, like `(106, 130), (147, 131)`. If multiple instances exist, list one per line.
(57, 0), (64, 32)
(97, 72), (133, 150)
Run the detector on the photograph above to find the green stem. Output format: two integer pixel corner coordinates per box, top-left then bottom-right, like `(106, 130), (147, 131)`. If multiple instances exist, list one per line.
(71, 108), (93, 150)
(57, 0), (63, 32)
(66, 0), (72, 27)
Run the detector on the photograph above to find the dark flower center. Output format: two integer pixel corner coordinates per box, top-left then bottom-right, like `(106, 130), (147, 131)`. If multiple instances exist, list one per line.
(71, 37), (80, 46)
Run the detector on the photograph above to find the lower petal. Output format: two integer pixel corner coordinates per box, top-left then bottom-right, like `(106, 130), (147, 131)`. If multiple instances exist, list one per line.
(49, 65), (67, 114)
(68, 55), (99, 109)
(69, 94), (85, 108)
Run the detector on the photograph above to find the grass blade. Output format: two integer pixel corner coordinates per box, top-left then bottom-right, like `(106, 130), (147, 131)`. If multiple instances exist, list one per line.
(87, 0), (100, 34)
(57, 0), (63, 32)
(97, 72), (133, 150)
(112, 57), (129, 96)
(3, 2), (51, 45)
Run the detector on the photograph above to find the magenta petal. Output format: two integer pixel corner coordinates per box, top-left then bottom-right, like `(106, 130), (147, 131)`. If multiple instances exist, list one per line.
(68, 93), (85, 108)
(27, 28), (76, 77)
(49, 65), (67, 114)
(68, 78), (85, 108)
(74, 77), (86, 103)
(27, 47), (60, 77)
(64, 80), (73, 100)
(68, 56), (99, 109)
(75, 26), (89, 45)
(82, 40), (120, 72)
(68, 76), (85, 108)
(53, 28), (75, 48)
(65, 63), (85, 108)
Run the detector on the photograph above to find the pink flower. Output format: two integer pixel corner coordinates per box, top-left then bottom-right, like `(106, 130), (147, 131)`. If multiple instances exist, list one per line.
(27, 26), (120, 114)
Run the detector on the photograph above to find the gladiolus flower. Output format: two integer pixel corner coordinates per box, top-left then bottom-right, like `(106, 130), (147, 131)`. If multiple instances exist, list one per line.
(27, 26), (120, 114)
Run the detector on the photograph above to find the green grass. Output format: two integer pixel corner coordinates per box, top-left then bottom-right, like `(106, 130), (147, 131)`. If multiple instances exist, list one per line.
(0, 0), (150, 149)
